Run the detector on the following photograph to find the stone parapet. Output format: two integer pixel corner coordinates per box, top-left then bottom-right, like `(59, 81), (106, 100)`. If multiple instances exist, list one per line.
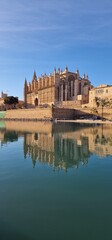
(4, 108), (52, 121)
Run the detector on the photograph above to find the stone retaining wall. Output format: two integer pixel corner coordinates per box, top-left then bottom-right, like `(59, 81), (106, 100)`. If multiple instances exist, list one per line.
(52, 107), (75, 119)
(76, 107), (112, 120)
(4, 108), (76, 121)
(0, 106), (112, 121)
(4, 108), (52, 120)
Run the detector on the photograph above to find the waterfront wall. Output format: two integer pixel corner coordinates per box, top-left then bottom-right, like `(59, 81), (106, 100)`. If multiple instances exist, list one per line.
(52, 107), (75, 119)
(4, 108), (76, 120)
(52, 107), (112, 120)
(77, 107), (112, 120)
(4, 108), (52, 120)
(1, 106), (112, 121)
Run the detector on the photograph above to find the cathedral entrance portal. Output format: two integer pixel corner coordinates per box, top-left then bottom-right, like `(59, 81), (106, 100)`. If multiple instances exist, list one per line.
(35, 98), (38, 106)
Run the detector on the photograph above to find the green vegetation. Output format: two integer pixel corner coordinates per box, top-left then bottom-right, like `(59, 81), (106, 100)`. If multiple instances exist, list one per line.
(95, 97), (109, 120)
(4, 96), (18, 106)
(0, 111), (6, 119)
(91, 107), (98, 115)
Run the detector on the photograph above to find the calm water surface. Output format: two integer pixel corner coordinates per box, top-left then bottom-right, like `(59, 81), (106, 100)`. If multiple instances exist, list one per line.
(0, 121), (112, 240)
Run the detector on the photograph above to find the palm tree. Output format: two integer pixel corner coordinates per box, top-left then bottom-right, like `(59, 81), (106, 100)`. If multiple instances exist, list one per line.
(95, 97), (109, 120)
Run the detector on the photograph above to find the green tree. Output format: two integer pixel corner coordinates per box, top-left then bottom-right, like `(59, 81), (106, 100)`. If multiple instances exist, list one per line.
(4, 96), (18, 106)
(95, 97), (109, 120)
(91, 107), (98, 115)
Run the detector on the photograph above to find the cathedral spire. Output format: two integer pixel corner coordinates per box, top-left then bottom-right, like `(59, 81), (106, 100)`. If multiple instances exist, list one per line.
(32, 71), (37, 81)
(65, 66), (68, 72)
(24, 78), (28, 107)
(24, 78), (27, 85)
(54, 67), (56, 73)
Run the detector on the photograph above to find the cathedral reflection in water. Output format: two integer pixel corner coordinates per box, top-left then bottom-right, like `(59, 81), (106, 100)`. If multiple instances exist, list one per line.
(0, 122), (112, 170)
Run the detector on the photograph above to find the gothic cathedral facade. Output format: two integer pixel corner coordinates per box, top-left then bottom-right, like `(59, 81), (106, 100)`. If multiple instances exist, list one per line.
(24, 67), (93, 107)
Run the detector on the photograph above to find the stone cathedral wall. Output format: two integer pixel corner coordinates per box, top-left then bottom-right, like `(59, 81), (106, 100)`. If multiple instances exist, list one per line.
(38, 86), (55, 105)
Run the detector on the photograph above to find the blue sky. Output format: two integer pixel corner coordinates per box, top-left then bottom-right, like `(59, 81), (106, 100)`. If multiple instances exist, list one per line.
(0, 0), (112, 99)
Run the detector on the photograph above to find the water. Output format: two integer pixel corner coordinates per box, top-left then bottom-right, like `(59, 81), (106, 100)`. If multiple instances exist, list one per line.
(0, 121), (112, 240)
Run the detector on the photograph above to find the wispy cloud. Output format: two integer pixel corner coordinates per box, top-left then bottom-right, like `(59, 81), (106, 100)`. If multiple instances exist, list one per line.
(0, 0), (112, 51)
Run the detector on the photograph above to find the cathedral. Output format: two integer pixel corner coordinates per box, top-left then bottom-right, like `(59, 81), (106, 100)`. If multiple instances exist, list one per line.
(24, 67), (93, 107)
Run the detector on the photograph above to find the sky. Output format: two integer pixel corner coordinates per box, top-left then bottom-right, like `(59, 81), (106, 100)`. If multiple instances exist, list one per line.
(0, 0), (112, 99)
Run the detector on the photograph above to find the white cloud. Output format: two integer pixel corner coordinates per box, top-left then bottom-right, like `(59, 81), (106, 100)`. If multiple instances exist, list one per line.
(0, 0), (112, 51)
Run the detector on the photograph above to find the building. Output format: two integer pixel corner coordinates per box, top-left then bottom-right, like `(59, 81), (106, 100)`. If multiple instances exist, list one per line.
(24, 67), (93, 107)
(1, 91), (8, 99)
(0, 98), (4, 106)
(89, 84), (112, 108)
(0, 91), (8, 106)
